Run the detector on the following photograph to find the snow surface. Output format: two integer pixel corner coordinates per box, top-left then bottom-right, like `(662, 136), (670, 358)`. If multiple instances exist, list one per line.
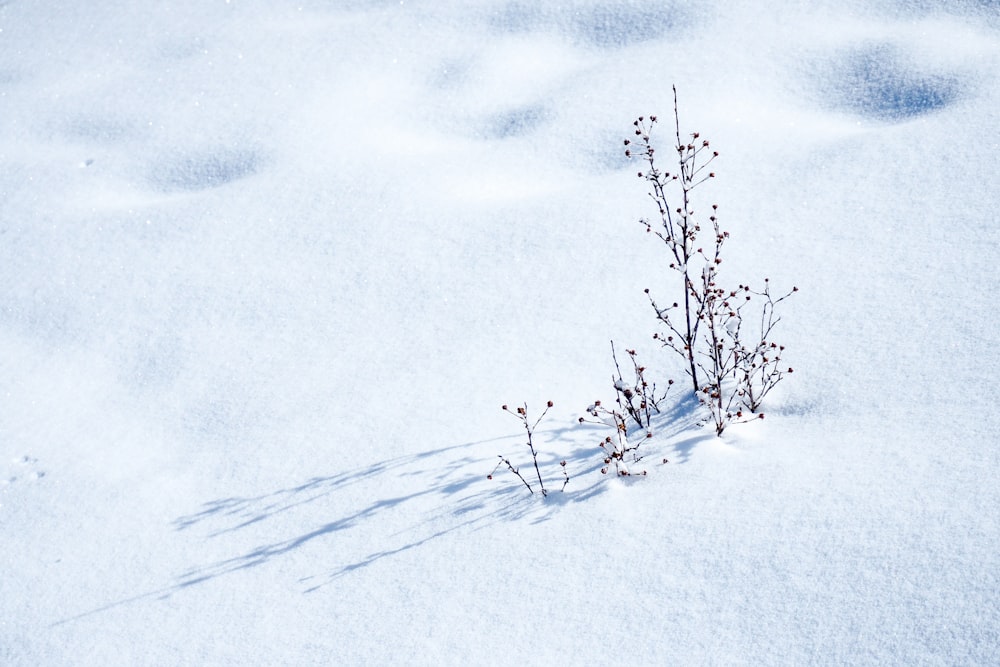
(2, 0), (999, 664)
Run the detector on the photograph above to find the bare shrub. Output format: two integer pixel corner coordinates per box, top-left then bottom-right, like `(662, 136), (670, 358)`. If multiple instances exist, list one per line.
(627, 86), (797, 434)
(489, 401), (568, 496)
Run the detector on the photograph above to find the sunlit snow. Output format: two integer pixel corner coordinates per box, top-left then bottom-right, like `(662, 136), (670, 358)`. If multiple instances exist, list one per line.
(2, 1), (998, 664)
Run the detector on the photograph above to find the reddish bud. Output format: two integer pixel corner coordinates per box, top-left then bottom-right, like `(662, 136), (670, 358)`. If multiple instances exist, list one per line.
(501, 404), (508, 411)
(547, 400), (554, 408)
(487, 474), (493, 480)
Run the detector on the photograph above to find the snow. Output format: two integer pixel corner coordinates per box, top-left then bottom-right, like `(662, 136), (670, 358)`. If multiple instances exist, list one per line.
(2, 0), (999, 664)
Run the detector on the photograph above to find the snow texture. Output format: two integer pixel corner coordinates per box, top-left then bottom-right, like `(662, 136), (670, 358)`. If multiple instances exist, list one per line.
(1, 0), (999, 664)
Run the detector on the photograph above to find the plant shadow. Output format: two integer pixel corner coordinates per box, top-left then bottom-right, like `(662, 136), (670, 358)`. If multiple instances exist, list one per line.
(55, 400), (713, 623)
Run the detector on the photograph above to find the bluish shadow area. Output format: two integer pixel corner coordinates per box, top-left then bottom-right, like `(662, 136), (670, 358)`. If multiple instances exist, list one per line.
(830, 45), (960, 120)
(482, 105), (550, 139)
(148, 147), (262, 192)
(488, 1), (685, 49)
(55, 398), (713, 623)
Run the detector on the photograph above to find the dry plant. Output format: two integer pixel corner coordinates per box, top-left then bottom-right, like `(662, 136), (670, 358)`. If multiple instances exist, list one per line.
(627, 86), (797, 434)
(488, 401), (568, 496)
(609, 340), (671, 432)
(579, 399), (649, 477)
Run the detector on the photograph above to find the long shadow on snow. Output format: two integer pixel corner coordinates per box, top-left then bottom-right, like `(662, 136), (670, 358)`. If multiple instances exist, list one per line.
(54, 399), (714, 623)
(171, 423), (609, 593)
(171, 394), (713, 593)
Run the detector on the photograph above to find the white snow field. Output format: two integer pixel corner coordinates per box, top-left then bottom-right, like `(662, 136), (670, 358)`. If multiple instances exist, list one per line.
(2, 0), (999, 664)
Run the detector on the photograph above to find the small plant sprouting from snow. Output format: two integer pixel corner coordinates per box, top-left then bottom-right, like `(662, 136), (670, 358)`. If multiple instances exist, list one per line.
(487, 86), (800, 494)
(608, 340), (670, 433)
(629, 85), (797, 435)
(489, 401), (568, 497)
(579, 399), (649, 477)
